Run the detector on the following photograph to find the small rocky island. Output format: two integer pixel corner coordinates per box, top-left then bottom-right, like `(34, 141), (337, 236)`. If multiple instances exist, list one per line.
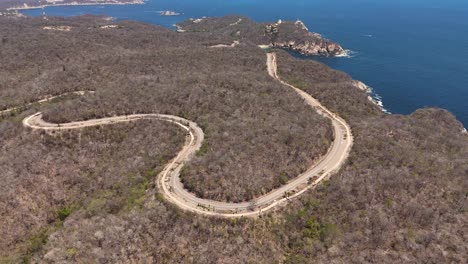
(159, 10), (180, 16)
(177, 15), (345, 57)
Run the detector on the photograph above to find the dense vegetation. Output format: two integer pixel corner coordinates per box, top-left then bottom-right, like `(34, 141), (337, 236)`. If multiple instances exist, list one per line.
(0, 14), (331, 261)
(0, 15), (466, 263)
(276, 51), (384, 124)
(0, 15), (333, 203)
(0, 119), (185, 262)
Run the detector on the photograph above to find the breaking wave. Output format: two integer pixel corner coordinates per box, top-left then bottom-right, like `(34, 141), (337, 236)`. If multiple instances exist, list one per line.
(336, 49), (358, 58)
(367, 86), (390, 114)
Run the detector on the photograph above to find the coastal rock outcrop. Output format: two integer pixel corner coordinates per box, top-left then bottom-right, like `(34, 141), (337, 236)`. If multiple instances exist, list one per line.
(177, 15), (346, 57)
(266, 20), (345, 56)
(272, 38), (344, 56)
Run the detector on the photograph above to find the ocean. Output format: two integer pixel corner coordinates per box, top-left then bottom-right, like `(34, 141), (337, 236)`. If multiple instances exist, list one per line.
(21, 0), (468, 126)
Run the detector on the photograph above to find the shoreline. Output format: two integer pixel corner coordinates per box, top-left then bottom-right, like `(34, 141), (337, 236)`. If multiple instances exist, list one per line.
(9, 6), (379, 115)
(6, 0), (144, 11)
(352, 80), (390, 114)
(286, 49), (390, 114)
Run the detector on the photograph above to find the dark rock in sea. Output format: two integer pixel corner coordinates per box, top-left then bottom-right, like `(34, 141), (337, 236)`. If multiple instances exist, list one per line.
(159, 10), (180, 16)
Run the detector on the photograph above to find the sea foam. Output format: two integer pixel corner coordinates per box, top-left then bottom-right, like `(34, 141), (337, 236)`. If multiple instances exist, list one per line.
(336, 49), (358, 58)
(353, 80), (390, 114)
(367, 86), (390, 114)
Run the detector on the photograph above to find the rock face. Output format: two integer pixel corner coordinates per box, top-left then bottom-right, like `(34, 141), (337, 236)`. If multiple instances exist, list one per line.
(266, 20), (345, 56)
(273, 38), (345, 56)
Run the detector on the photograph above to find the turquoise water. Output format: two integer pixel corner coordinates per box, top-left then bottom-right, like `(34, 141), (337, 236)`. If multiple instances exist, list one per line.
(22, 0), (468, 126)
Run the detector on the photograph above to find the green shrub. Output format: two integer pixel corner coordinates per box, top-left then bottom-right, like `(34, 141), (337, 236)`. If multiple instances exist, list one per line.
(24, 228), (50, 262)
(303, 217), (338, 242)
(196, 142), (209, 156)
(278, 173), (288, 185)
(66, 248), (77, 256)
(303, 217), (321, 240)
(56, 207), (72, 221)
(86, 197), (107, 217)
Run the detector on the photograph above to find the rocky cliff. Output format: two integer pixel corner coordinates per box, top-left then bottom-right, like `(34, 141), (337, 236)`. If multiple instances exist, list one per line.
(177, 15), (345, 57)
(266, 20), (345, 56)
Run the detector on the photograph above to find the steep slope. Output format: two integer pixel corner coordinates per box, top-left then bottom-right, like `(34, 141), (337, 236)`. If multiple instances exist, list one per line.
(0, 15), (466, 263)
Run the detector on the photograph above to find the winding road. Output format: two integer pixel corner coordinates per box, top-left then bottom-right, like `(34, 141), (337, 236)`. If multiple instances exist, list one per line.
(0, 91), (93, 115)
(8, 53), (353, 217)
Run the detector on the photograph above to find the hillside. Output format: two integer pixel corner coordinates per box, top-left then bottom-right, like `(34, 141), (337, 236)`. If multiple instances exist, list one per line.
(0, 15), (466, 263)
(177, 15), (345, 56)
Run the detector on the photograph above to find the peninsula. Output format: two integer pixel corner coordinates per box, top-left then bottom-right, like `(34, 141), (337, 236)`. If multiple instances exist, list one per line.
(177, 15), (346, 56)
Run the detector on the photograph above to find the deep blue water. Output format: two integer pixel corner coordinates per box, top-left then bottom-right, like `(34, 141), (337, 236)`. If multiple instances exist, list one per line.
(22, 0), (468, 126)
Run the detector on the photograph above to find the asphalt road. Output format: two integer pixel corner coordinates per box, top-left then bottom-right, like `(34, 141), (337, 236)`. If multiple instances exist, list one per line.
(18, 52), (353, 217)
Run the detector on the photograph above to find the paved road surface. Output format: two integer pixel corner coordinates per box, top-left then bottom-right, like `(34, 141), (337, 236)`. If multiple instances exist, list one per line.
(16, 53), (353, 217)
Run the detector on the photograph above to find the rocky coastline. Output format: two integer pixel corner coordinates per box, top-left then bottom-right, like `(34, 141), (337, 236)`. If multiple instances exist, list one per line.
(265, 20), (345, 56)
(272, 39), (345, 56)
(351, 80), (389, 113)
(177, 16), (346, 57)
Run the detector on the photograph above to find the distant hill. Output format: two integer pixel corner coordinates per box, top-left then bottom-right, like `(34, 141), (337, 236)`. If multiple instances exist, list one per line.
(0, 0), (142, 10)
